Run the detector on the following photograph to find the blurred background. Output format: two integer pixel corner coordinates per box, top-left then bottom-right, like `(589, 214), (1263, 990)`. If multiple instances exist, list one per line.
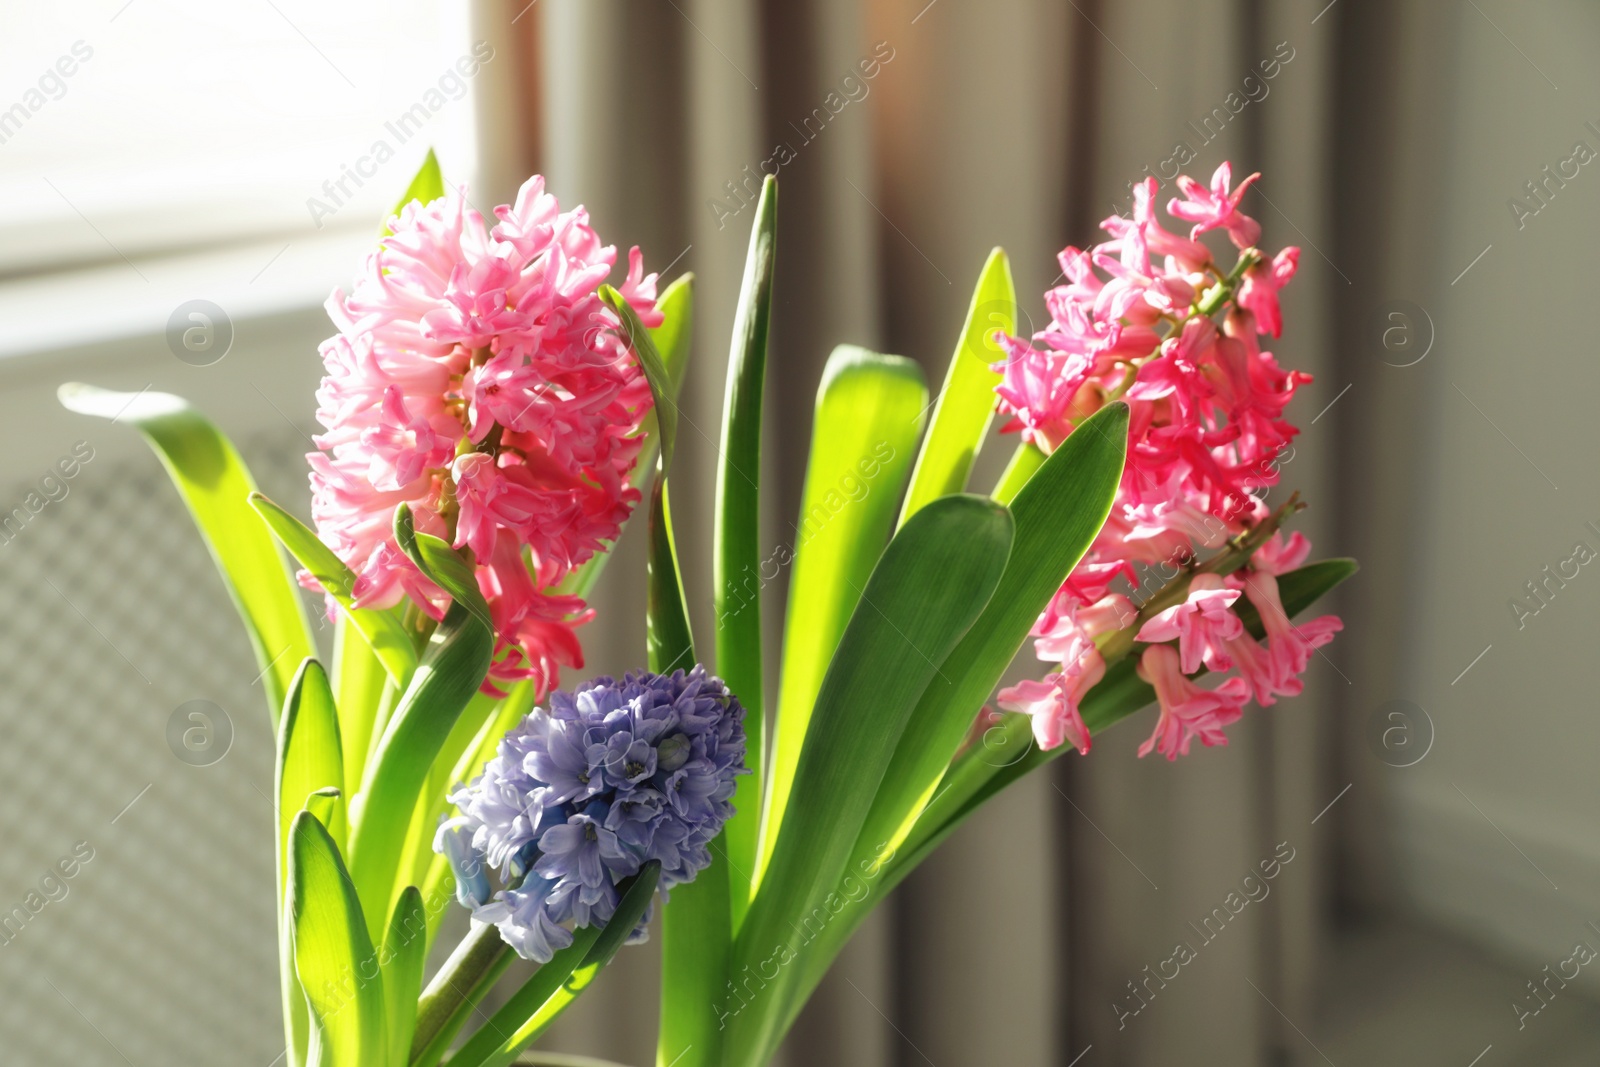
(1, 0), (1597, 1063)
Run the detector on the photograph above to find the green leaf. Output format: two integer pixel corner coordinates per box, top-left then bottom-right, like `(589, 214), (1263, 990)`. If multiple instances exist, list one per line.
(781, 403), (1126, 1006)
(380, 886), (428, 1064)
(716, 174), (778, 929)
(332, 616), (391, 805)
(304, 787), (342, 829)
(393, 504), (493, 624)
(418, 686), (533, 955)
(600, 284), (678, 472)
(288, 811), (386, 1067)
(57, 384), (315, 727)
(635, 273), (694, 488)
(346, 508), (495, 942)
(902, 557), (1361, 863)
(658, 842), (729, 1067)
(250, 492), (417, 690)
(556, 274), (694, 602)
(392, 689), (499, 906)
(649, 273), (695, 399)
(275, 660), (344, 1067)
(760, 346), (928, 884)
(724, 494), (1015, 1065)
(992, 440), (1046, 505)
(1230, 557), (1357, 638)
(898, 247), (1015, 525)
(646, 474), (728, 1067)
(385, 148), (444, 233)
(862, 403), (1125, 847)
(647, 483), (696, 677)
(277, 660), (346, 885)
(780, 553), (1351, 1024)
(450, 864), (662, 1067)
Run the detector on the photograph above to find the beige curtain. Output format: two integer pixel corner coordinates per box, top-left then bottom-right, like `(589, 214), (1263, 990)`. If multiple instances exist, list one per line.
(463, 1), (1338, 1063)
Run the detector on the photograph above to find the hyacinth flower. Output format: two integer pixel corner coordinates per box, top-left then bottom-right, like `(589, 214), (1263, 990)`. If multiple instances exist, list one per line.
(59, 150), (1352, 1067)
(436, 668), (747, 964)
(308, 169), (662, 699)
(993, 161), (1344, 760)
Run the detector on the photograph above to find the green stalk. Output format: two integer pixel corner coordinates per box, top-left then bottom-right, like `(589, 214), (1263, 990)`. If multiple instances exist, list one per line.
(410, 922), (514, 1067)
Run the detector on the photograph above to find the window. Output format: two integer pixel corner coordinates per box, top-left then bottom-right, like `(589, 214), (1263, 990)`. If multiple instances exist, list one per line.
(0, 1), (470, 278)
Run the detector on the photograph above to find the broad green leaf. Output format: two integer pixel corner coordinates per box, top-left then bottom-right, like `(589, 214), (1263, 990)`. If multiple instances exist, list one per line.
(898, 247), (1014, 525)
(1229, 558), (1356, 638)
(716, 174), (777, 928)
(332, 616), (390, 801)
(760, 346), (928, 885)
(648, 477), (727, 1067)
(380, 887), (427, 1064)
(783, 556), (1355, 1022)
(724, 495), (1014, 1065)
(904, 557), (1361, 862)
(786, 403), (1126, 1004)
(275, 660), (344, 1067)
(346, 507), (494, 941)
(556, 273), (694, 601)
(852, 405), (1125, 870)
(634, 272), (694, 488)
(277, 661), (345, 879)
(58, 384), (315, 727)
(385, 148), (444, 233)
(450, 864), (662, 1067)
(393, 689), (499, 906)
(288, 811), (386, 1067)
(250, 492), (417, 690)
(992, 440), (1046, 504)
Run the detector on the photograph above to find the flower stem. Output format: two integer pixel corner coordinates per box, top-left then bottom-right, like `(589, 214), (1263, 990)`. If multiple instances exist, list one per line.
(1095, 493), (1303, 666)
(1195, 248), (1262, 317)
(410, 921), (514, 1067)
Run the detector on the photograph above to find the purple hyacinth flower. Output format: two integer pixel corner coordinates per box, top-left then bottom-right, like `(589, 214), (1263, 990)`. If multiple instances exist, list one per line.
(435, 665), (747, 962)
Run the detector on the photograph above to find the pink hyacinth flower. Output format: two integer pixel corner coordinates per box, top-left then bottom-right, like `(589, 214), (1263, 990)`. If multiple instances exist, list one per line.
(1136, 573), (1244, 674)
(1252, 530), (1312, 575)
(1238, 568), (1343, 689)
(1136, 644), (1251, 760)
(987, 159), (1333, 761)
(307, 174), (660, 697)
(997, 647), (1103, 755)
(1168, 162), (1261, 249)
(1237, 247), (1300, 338)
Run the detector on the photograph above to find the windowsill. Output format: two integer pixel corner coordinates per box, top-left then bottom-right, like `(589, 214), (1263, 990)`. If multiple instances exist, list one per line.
(0, 223), (380, 365)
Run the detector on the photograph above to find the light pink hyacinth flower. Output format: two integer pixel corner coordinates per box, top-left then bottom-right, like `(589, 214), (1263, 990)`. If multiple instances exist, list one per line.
(1136, 573), (1242, 675)
(307, 176), (660, 697)
(1223, 533), (1344, 706)
(1136, 644), (1251, 760)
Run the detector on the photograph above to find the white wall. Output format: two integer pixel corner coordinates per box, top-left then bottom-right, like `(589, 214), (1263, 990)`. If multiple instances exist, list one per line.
(1394, 0), (1600, 989)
